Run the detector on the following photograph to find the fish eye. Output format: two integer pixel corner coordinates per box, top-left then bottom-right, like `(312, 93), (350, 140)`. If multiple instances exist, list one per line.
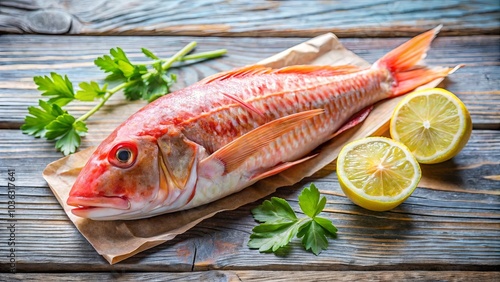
(108, 141), (138, 168)
(116, 148), (131, 163)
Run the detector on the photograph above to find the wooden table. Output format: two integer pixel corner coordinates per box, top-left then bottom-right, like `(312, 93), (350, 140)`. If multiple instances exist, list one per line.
(1, 1), (499, 281)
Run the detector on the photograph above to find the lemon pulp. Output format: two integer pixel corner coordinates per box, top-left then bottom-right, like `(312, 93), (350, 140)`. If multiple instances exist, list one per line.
(390, 88), (472, 164)
(337, 137), (421, 211)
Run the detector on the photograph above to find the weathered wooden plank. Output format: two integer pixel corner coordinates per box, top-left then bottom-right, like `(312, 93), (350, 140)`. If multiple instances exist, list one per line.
(190, 156), (500, 271)
(0, 28), (499, 274)
(0, 35), (498, 130)
(0, 130), (498, 271)
(2, 271), (500, 282)
(0, 204), (196, 272)
(0, 0), (499, 37)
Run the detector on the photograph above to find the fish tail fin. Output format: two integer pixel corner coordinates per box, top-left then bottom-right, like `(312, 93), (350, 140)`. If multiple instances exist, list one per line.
(392, 65), (462, 96)
(375, 25), (442, 73)
(374, 25), (461, 96)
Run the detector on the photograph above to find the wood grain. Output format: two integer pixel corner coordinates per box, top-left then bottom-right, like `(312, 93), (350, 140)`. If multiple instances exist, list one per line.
(0, 35), (498, 130)
(0, 35), (498, 272)
(2, 271), (500, 282)
(0, 2), (499, 275)
(0, 130), (498, 271)
(0, 0), (499, 37)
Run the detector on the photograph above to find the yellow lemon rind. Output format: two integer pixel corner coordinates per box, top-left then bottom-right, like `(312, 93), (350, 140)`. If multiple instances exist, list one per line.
(337, 137), (421, 212)
(390, 88), (472, 164)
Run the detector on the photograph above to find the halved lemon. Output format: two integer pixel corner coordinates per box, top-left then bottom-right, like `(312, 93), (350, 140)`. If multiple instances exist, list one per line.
(390, 88), (472, 164)
(337, 137), (421, 211)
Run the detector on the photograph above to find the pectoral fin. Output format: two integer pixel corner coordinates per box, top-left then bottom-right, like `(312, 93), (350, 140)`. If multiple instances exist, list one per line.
(157, 130), (198, 189)
(205, 109), (324, 173)
(274, 65), (361, 76)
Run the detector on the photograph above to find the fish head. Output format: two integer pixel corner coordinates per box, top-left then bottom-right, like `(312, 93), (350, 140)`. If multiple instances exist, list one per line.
(67, 133), (162, 220)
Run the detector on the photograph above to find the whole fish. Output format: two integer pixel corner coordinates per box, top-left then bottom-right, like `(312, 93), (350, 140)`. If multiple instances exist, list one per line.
(68, 26), (456, 220)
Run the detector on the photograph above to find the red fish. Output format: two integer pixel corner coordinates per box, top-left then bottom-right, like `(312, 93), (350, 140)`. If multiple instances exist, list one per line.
(67, 26), (457, 220)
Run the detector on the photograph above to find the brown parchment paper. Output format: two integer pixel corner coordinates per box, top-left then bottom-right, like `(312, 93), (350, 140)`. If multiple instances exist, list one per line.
(42, 33), (445, 264)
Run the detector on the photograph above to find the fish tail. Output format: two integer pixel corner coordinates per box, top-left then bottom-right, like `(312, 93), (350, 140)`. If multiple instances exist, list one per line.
(391, 65), (462, 96)
(374, 25), (461, 96)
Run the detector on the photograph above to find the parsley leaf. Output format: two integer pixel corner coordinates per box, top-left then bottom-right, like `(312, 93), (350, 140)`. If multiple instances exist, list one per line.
(21, 100), (65, 138)
(313, 216), (338, 237)
(252, 197), (297, 223)
(95, 47), (136, 81)
(141, 47), (159, 60)
(45, 114), (88, 155)
(249, 184), (337, 255)
(297, 220), (328, 255)
(45, 114), (78, 139)
(123, 80), (146, 101)
(299, 183), (328, 218)
(57, 119), (87, 155)
(22, 100), (88, 155)
(248, 197), (301, 253)
(124, 71), (177, 102)
(94, 54), (121, 81)
(33, 73), (74, 106)
(110, 47), (131, 64)
(118, 60), (135, 78)
(248, 222), (301, 253)
(75, 81), (108, 101)
(145, 73), (177, 102)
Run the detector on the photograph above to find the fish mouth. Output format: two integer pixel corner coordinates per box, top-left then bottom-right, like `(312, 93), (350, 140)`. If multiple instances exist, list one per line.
(67, 195), (130, 218)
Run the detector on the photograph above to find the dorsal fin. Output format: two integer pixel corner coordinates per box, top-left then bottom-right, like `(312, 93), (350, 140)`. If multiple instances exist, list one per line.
(274, 65), (361, 76)
(197, 64), (362, 85)
(197, 65), (273, 84)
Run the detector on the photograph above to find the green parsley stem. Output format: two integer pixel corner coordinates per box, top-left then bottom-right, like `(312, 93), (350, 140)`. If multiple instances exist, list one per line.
(179, 49), (228, 61)
(136, 49), (227, 67)
(161, 41), (198, 71)
(76, 80), (137, 122)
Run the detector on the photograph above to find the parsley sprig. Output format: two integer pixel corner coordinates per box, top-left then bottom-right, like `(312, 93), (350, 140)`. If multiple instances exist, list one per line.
(21, 42), (226, 155)
(248, 184), (337, 255)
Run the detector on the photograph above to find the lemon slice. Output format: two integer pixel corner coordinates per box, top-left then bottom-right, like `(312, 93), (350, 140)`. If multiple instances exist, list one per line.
(390, 88), (472, 164)
(337, 137), (421, 211)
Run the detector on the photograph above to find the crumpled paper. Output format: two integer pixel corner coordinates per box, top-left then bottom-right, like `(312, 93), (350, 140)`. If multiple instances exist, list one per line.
(42, 33), (445, 264)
